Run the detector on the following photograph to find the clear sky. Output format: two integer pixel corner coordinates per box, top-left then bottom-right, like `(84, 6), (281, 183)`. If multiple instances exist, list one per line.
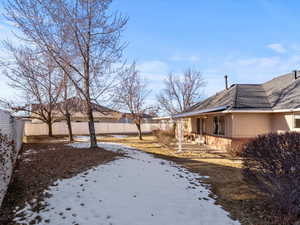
(1, 0), (300, 103)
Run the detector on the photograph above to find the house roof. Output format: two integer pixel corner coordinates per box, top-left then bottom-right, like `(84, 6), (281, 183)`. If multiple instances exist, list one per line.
(177, 72), (300, 117)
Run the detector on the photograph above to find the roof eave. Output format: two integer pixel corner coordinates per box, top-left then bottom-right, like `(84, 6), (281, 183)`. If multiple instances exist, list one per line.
(225, 107), (300, 113)
(173, 106), (229, 118)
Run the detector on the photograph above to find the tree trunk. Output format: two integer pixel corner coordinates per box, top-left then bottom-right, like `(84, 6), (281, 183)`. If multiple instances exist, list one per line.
(136, 123), (142, 140)
(47, 121), (53, 137)
(87, 104), (97, 148)
(66, 113), (73, 142)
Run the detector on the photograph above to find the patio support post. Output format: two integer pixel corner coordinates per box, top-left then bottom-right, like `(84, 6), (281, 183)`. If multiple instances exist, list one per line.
(177, 119), (183, 153)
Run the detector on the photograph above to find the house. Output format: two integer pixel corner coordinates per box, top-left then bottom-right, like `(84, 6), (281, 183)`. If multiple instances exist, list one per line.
(120, 112), (157, 123)
(26, 97), (159, 136)
(31, 97), (122, 123)
(174, 71), (300, 151)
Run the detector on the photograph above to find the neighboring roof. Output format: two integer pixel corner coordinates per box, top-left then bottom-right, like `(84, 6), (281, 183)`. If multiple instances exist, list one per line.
(177, 72), (300, 117)
(32, 97), (117, 113)
(121, 112), (154, 119)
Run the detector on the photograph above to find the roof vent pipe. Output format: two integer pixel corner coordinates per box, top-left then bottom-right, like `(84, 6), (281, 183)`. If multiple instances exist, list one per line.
(294, 70), (298, 80)
(224, 75), (228, 89)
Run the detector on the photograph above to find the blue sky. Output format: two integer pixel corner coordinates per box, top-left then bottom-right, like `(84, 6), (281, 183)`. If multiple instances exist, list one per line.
(1, 0), (300, 103)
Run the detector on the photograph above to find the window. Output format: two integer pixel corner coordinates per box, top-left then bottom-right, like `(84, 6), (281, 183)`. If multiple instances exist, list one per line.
(213, 116), (225, 135)
(295, 115), (300, 128)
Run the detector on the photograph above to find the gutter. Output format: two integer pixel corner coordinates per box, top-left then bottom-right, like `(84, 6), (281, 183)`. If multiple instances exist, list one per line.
(173, 106), (229, 119)
(172, 107), (300, 119)
(152, 116), (173, 121)
(224, 108), (300, 113)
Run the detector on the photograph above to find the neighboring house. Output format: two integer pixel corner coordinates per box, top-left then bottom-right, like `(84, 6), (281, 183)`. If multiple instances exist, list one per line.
(26, 97), (159, 137)
(119, 112), (156, 123)
(174, 72), (300, 151)
(31, 97), (122, 123)
(31, 97), (156, 124)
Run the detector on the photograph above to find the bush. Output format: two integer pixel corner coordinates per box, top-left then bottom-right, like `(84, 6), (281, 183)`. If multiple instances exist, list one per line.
(0, 130), (15, 167)
(0, 129), (15, 201)
(242, 132), (300, 225)
(152, 128), (175, 147)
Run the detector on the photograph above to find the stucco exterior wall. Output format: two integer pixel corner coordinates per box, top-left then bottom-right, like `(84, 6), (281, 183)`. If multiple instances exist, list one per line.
(231, 113), (272, 138)
(271, 113), (295, 133)
(24, 121), (164, 136)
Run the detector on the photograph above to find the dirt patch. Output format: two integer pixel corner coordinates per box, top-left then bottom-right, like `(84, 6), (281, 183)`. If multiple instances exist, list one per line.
(0, 143), (124, 225)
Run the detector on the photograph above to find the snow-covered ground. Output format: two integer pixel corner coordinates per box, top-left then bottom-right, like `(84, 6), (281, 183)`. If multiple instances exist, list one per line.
(110, 134), (129, 139)
(13, 142), (240, 225)
(75, 135), (128, 142)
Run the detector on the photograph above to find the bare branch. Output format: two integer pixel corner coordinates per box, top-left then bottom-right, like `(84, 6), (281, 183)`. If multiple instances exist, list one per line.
(157, 68), (205, 115)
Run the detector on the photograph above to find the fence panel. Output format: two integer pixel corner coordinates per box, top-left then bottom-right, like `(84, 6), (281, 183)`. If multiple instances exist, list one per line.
(24, 121), (172, 136)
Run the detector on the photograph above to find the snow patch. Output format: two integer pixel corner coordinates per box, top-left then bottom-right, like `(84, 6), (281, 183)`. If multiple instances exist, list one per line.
(110, 134), (129, 139)
(13, 142), (240, 225)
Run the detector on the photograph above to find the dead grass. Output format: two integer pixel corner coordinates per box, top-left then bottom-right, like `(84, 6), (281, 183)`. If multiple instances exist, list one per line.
(98, 135), (243, 168)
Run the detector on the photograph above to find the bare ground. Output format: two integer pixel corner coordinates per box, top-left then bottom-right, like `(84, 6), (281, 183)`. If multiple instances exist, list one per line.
(0, 142), (124, 225)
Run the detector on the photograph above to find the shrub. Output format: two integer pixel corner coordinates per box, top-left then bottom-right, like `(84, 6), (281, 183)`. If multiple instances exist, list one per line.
(242, 132), (300, 225)
(152, 128), (175, 147)
(0, 129), (15, 198)
(0, 130), (15, 167)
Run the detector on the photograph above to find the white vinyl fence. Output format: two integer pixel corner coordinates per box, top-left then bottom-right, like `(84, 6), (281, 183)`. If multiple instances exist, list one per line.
(24, 121), (173, 136)
(0, 110), (24, 207)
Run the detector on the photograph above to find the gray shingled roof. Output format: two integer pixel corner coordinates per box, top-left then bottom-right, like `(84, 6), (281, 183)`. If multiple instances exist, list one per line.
(182, 72), (300, 115)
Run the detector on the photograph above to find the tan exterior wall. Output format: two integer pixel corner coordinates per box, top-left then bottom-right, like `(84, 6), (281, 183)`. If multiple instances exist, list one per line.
(225, 114), (233, 137)
(231, 113), (272, 138)
(271, 113), (296, 133)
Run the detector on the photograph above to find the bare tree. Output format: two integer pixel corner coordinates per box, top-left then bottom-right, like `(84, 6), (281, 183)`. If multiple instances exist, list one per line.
(1, 45), (63, 137)
(56, 70), (76, 142)
(114, 63), (153, 140)
(5, 0), (128, 148)
(157, 68), (205, 115)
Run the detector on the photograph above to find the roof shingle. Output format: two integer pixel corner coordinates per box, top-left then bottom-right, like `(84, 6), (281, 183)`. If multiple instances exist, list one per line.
(183, 72), (300, 114)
